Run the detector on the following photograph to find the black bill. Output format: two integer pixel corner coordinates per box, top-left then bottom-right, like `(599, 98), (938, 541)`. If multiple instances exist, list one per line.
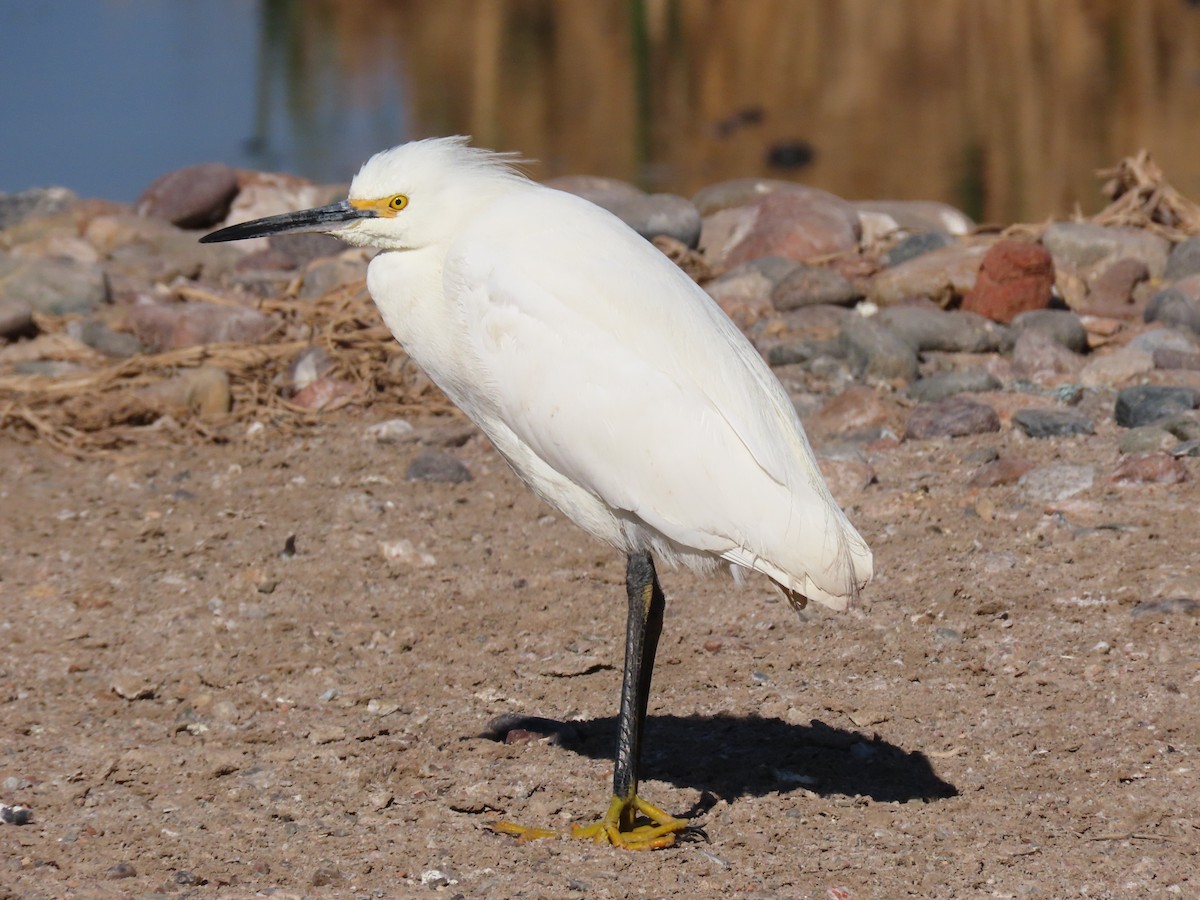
(199, 199), (374, 243)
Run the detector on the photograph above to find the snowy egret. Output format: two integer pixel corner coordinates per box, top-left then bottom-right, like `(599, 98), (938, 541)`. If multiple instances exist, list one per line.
(202, 137), (873, 849)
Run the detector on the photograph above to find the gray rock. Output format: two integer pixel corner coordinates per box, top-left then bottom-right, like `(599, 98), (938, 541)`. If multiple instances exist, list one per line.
(0, 186), (78, 230)
(1114, 385), (1197, 428)
(853, 200), (974, 237)
(406, 450), (472, 484)
(1160, 411), (1200, 441)
(867, 242), (989, 308)
(1018, 464), (1095, 501)
(1012, 408), (1094, 438)
(908, 370), (1001, 403)
(1010, 329), (1083, 381)
(269, 232), (347, 267)
(838, 315), (919, 381)
(127, 300), (275, 350)
(771, 264), (861, 310)
(299, 255), (367, 299)
(766, 339), (831, 367)
(609, 193), (702, 248)
(1085, 256), (1149, 309)
(1171, 439), (1200, 458)
(1041, 222), (1171, 279)
(875, 305), (1011, 353)
(1164, 236), (1200, 281)
(1118, 426), (1175, 455)
(1144, 289), (1200, 336)
(691, 177), (801, 216)
(136, 162), (240, 229)
(1010, 309), (1088, 353)
(905, 396), (1000, 439)
(75, 319), (144, 357)
(1079, 345), (1154, 387)
(883, 231), (955, 267)
(0, 296), (35, 340)
(1128, 327), (1198, 355)
(1153, 347), (1200, 370)
(0, 256), (109, 315)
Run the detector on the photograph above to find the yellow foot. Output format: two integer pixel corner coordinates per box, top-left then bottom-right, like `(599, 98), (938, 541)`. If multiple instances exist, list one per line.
(569, 793), (688, 850)
(490, 794), (689, 850)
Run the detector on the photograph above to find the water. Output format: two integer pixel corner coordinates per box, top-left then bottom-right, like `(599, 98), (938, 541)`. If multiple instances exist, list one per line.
(2, 0), (1199, 222)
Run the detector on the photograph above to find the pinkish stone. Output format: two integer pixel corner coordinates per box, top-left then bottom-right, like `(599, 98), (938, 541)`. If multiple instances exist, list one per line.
(136, 163), (239, 229)
(719, 187), (860, 269)
(961, 240), (1055, 323)
(128, 300), (275, 350)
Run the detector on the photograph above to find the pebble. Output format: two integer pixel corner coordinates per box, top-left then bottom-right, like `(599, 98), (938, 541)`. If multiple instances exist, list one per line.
(74, 318), (144, 357)
(691, 176), (800, 216)
(0, 297), (35, 341)
(1110, 452), (1187, 485)
(127, 299), (275, 350)
(106, 862), (138, 879)
(0, 186), (79, 229)
(1010, 309), (1089, 353)
(1163, 411), (1200, 441)
(0, 256), (109, 315)
(1084, 256), (1150, 313)
(718, 186), (861, 268)
(379, 539), (437, 567)
(968, 456), (1035, 488)
(904, 396), (1000, 440)
(1128, 327), (1198, 355)
(806, 385), (902, 442)
(771, 264), (861, 310)
(908, 370), (1001, 403)
(1152, 347), (1200, 370)
(874, 305), (1010, 353)
(1040, 222), (1171, 280)
(1079, 345), (1154, 387)
(406, 450), (472, 483)
(1019, 464), (1095, 501)
(289, 376), (359, 411)
(1114, 385), (1198, 428)
(961, 240), (1055, 323)
(866, 242), (989, 308)
(1117, 426), (1176, 455)
(1164, 235), (1200, 281)
(838, 314), (919, 382)
(854, 199), (974, 238)
(1012, 408), (1094, 438)
(299, 254), (368, 299)
(882, 230), (956, 267)
(136, 162), (240, 229)
(704, 260), (788, 328)
(1010, 329), (1083, 382)
(1144, 288), (1200, 335)
(366, 418), (416, 444)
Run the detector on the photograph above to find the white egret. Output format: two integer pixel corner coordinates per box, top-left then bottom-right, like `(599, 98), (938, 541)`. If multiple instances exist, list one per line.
(202, 136), (872, 849)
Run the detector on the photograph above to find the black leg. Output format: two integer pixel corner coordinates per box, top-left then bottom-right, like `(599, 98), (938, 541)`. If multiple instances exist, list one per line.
(613, 551), (666, 822)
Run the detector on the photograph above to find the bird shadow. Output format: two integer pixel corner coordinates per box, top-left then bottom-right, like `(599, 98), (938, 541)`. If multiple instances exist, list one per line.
(483, 713), (957, 806)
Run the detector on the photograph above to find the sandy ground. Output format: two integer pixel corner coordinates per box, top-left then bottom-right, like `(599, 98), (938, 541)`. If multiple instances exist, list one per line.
(1, 399), (1198, 898)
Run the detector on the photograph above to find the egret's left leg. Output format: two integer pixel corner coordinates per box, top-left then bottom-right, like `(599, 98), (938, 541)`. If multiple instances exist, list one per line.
(491, 551), (687, 850)
(568, 551), (688, 849)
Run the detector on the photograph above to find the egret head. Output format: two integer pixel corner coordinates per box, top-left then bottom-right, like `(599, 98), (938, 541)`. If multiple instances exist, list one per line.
(201, 136), (528, 251)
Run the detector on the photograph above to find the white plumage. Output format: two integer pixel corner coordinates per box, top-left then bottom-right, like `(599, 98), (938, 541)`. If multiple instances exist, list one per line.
(202, 136), (873, 847)
(343, 136), (872, 609)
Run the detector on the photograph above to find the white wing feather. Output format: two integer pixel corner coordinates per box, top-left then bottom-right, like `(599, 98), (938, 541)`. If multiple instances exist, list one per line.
(430, 187), (871, 608)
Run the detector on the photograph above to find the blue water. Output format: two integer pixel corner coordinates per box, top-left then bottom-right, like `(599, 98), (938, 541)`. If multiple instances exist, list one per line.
(0, 0), (411, 201)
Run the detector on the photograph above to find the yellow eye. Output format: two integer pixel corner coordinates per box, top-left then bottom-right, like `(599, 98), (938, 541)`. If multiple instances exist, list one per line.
(388, 194), (409, 211)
